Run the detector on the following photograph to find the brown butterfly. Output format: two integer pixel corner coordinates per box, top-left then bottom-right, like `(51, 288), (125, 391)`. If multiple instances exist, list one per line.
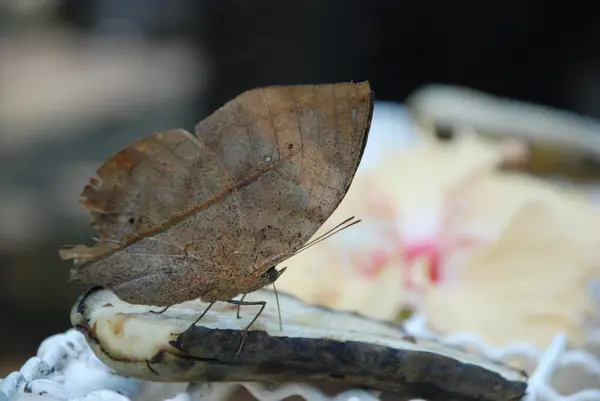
(59, 82), (373, 330)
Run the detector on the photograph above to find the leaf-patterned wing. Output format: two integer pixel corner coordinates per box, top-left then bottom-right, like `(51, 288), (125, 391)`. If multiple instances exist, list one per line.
(195, 82), (373, 274)
(59, 129), (250, 305)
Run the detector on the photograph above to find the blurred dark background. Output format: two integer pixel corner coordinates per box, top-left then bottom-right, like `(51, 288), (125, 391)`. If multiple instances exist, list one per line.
(2, 0), (600, 375)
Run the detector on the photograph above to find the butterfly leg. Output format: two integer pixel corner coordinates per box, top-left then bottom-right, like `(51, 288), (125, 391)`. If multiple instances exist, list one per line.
(146, 362), (159, 375)
(171, 302), (215, 336)
(148, 305), (171, 315)
(236, 294), (247, 319)
(146, 350), (165, 375)
(226, 299), (267, 330)
(226, 299), (266, 356)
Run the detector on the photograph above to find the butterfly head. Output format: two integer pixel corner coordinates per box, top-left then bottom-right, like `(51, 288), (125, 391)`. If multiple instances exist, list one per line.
(260, 266), (288, 287)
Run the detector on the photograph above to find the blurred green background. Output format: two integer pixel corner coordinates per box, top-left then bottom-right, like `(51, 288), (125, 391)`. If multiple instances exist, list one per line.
(2, 0), (600, 375)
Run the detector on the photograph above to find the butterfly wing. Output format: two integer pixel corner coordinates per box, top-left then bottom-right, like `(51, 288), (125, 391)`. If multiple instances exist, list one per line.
(60, 82), (373, 305)
(59, 129), (249, 306)
(195, 82), (373, 275)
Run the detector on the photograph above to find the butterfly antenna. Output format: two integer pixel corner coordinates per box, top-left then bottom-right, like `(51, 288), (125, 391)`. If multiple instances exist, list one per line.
(295, 218), (361, 255)
(302, 216), (356, 248)
(294, 217), (361, 255)
(273, 282), (283, 331)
